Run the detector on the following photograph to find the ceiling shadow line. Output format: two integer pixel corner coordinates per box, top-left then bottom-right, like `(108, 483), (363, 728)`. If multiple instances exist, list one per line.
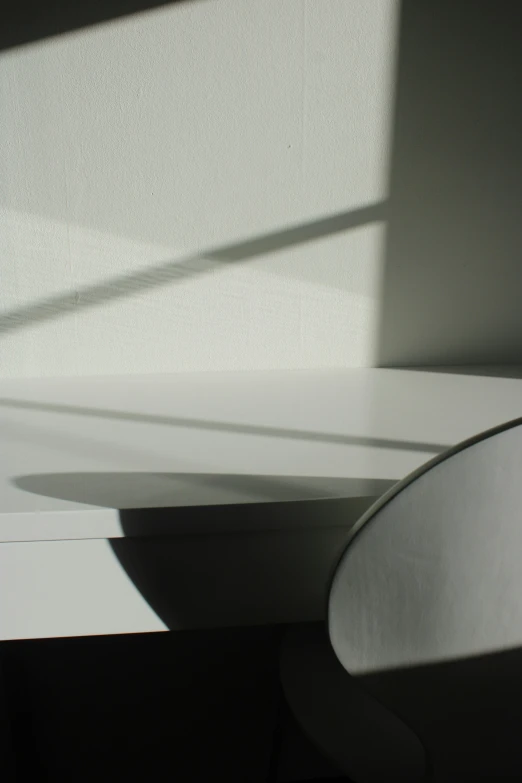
(0, 396), (445, 454)
(2, 0), (194, 52)
(0, 201), (386, 337)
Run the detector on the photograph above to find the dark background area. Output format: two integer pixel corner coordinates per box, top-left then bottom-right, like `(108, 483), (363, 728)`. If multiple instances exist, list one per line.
(1, 626), (347, 782)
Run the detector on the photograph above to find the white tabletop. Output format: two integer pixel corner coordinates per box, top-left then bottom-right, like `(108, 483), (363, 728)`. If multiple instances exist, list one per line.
(1, 367), (521, 543)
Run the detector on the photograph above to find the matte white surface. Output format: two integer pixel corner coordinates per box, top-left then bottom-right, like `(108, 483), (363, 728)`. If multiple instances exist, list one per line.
(1, 368), (521, 542)
(0, 539), (167, 640)
(0, 0), (396, 377)
(330, 421), (522, 672)
(0, 526), (356, 641)
(1, 367), (521, 641)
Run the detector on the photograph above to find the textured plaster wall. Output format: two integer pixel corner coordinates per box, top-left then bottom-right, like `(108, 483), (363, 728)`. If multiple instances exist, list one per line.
(0, 0), (397, 377)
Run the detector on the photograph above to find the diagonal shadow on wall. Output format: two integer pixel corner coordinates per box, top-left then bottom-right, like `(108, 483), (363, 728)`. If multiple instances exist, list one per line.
(0, 202), (385, 337)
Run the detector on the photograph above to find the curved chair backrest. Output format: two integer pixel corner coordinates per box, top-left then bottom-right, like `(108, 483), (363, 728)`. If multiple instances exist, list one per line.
(329, 417), (522, 780)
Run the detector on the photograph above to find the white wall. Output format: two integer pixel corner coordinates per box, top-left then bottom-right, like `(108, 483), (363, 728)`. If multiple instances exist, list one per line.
(0, 0), (397, 378)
